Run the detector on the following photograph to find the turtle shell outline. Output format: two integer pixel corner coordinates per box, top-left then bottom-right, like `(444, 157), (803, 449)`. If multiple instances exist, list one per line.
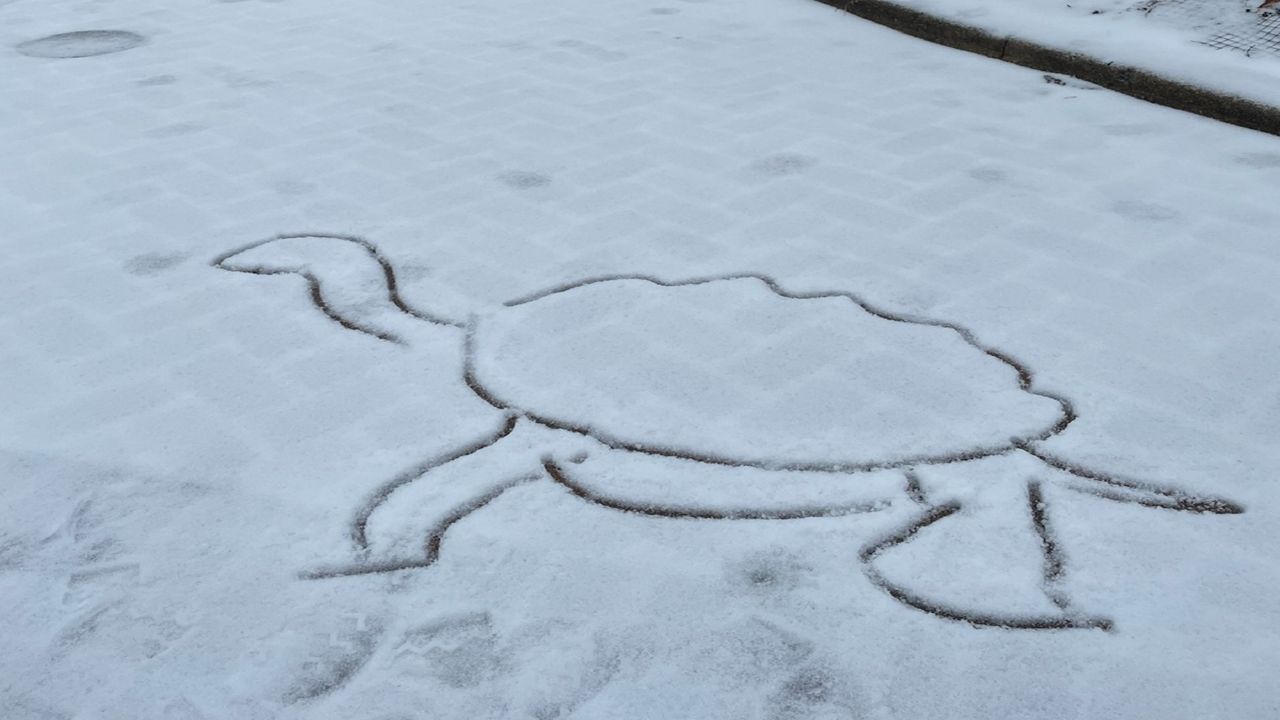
(466, 273), (1072, 473)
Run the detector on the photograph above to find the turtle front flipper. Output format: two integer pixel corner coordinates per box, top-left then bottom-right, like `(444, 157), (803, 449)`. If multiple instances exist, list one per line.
(1018, 442), (1244, 515)
(304, 416), (561, 578)
(860, 473), (1111, 630)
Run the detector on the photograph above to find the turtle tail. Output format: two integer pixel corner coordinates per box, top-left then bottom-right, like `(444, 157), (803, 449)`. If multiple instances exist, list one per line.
(212, 233), (465, 344)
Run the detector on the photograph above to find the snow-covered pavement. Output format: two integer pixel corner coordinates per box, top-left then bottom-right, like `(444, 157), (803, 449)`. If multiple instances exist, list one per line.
(3, 0), (1279, 717)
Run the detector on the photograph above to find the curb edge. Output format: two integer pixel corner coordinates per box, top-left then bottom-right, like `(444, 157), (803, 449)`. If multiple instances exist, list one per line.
(814, 0), (1280, 137)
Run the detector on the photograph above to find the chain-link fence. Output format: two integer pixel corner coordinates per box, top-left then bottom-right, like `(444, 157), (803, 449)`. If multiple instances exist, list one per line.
(1135, 0), (1280, 56)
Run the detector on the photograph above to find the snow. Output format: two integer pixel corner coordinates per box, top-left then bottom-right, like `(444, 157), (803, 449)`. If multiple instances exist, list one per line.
(2, 0), (1279, 716)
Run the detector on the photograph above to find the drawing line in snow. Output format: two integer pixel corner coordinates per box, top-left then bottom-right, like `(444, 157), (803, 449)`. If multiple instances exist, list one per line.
(215, 233), (1243, 631)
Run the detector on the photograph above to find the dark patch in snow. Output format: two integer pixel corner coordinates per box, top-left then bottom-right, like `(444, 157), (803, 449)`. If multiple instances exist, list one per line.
(498, 171), (552, 190)
(274, 179), (317, 196)
(778, 666), (834, 704)
(752, 154), (816, 177)
(1110, 199), (1178, 222)
(126, 253), (187, 276)
(968, 167), (1007, 183)
(17, 30), (146, 59)
(137, 74), (178, 86)
(732, 550), (813, 592)
(555, 40), (628, 61)
(767, 664), (864, 720)
(64, 562), (139, 607)
(1236, 152), (1280, 168)
(0, 536), (28, 569)
(50, 604), (116, 658)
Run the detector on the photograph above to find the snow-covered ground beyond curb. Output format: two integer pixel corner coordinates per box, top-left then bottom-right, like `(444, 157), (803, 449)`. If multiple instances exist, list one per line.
(2, 0), (1280, 717)
(881, 0), (1280, 108)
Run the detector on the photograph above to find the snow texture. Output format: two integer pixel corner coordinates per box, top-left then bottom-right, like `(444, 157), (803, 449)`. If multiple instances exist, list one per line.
(2, 0), (1279, 716)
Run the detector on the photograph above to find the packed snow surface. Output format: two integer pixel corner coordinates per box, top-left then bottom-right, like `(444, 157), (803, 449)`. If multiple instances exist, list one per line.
(2, 0), (1279, 717)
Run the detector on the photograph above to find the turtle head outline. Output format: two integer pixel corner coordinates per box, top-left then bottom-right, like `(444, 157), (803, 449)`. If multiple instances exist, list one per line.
(214, 233), (1243, 631)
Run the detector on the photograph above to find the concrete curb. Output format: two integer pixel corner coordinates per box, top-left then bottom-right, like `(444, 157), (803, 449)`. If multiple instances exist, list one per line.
(813, 0), (1280, 137)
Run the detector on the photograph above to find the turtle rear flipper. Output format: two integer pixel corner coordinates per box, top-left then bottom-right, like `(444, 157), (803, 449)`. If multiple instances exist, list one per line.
(861, 478), (1111, 630)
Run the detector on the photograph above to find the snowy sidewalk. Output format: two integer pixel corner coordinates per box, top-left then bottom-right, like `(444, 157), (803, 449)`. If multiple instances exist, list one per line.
(2, 0), (1280, 717)
(833, 0), (1280, 126)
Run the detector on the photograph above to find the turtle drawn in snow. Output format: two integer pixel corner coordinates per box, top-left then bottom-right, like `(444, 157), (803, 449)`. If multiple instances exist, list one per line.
(213, 233), (1243, 631)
